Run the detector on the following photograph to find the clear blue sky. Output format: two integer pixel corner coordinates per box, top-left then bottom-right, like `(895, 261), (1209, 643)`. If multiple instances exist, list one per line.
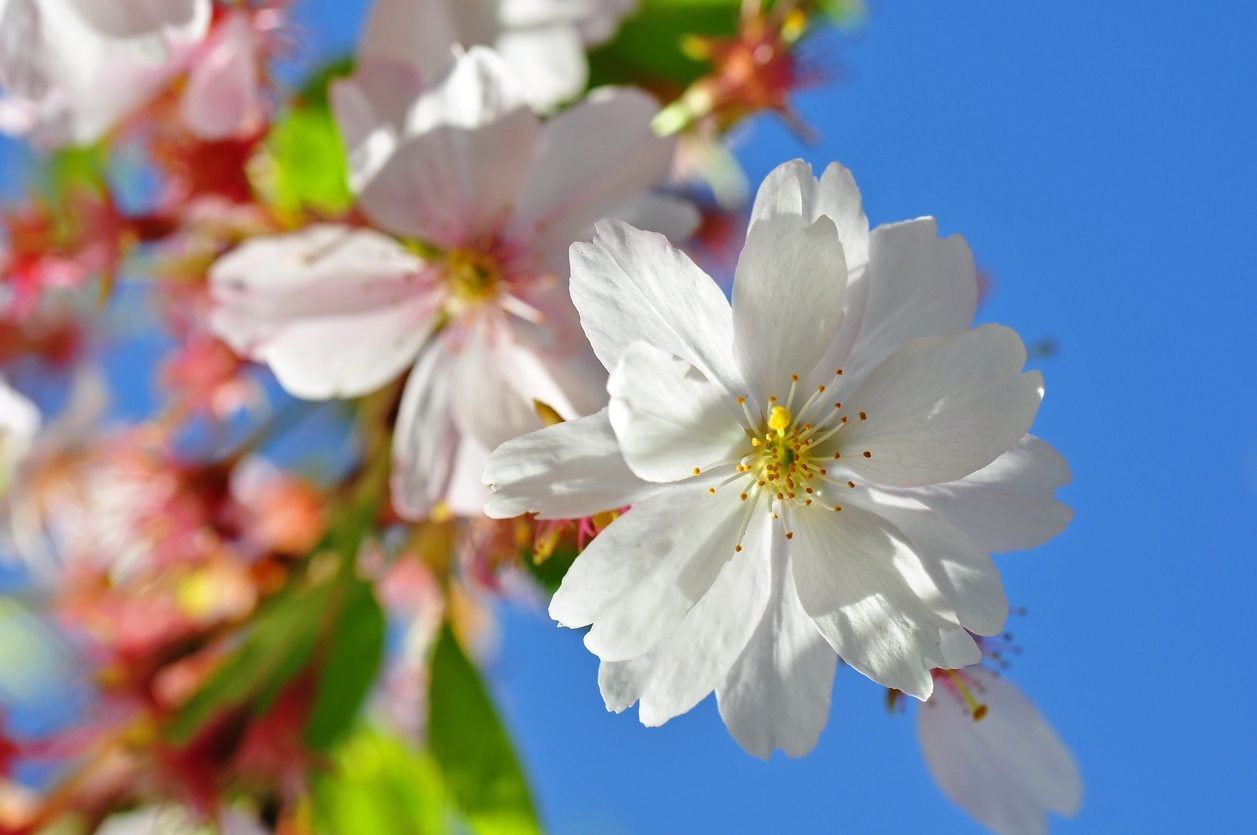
(6, 1), (1256, 831)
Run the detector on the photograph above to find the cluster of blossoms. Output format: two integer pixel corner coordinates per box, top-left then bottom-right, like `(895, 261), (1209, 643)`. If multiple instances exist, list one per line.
(0, 1), (1081, 833)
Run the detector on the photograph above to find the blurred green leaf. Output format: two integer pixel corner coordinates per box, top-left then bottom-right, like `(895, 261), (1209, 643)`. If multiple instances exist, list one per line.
(304, 577), (388, 751)
(589, 0), (743, 91)
(429, 624), (541, 835)
(166, 581), (329, 743)
(45, 143), (108, 199)
(520, 546), (578, 595)
(263, 104), (353, 217)
(590, 0), (859, 92)
(313, 727), (449, 835)
(256, 58), (354, 218)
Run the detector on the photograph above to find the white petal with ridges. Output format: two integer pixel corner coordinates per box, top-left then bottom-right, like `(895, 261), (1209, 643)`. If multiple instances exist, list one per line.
(749, 159), (869, 271)
(732, 214), (846, 399)
(839, 325), (1043, 488)
(854, 490), (1008, 637)
(608, 341), (745, 484)
(570, 220), (742, 395)
(483, 409), (656, 520)
(789, 502), (960, 699)
(891, 435), (1072, 553)
(557, 484), (745, 661)
(717, 533), (838, 758)
(840, 218), (977, 389)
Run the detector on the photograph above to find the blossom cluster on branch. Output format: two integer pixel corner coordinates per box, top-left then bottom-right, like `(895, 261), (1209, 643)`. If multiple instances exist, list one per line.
(0, 2), (1080, 834)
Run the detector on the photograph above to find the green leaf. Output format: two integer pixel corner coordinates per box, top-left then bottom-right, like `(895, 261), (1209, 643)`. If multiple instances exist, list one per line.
(588, 0), (743, 91)
(45, 143), (108, 199)
(255, 58), (355, 218)
(428, 624), (541, 835)
(313, 727), (449, 835)
(304, 578), (388, 751)
(520, 546), (578, 595)
(166, 581), (329, 743)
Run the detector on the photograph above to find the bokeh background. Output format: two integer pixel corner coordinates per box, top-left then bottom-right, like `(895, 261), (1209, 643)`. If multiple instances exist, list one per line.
(4, 1), (1254, 831)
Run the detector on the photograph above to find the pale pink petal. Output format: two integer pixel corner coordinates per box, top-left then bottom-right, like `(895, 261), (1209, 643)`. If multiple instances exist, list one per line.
(509, 87), (677, 253)
(918, 668), (1083, 835)
(209, 225), (436, 400)
(180, 10), (263, 140)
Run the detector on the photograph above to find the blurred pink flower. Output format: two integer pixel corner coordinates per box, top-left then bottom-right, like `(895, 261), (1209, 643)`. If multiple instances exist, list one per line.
(211, 46), (692, 519)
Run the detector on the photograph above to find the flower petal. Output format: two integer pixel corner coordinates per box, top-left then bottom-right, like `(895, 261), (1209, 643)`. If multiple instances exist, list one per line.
(608, 341), (746, 483)
(855, 491), (1008, 637)
(65, 0), (208, 39)
(631, 513), (773, 726)
(390, 334), (459, 520)
(357, 0), (458, 82)
(840, 218), (977, 389)
(839, 325), (1043, 488)
(509, 87), (677, 253)
(918, 668), (1083, 835)
(209, 225), (435, 400)
(749, 159), (869, 271)
(483, 409), (657, 521)
(889, 435), (1072, 553)
(596, 511), (773, 726)
(570, 219), (741, 394)
(0, 0), (50, 99)
(180, 10), (262, 140)
(789, 502), (969, 699)
(716, 534), (838, 759)
(556, 484), (745, 661)
(356, 48), (539, 245)
(731, 213), (846, 399)
(494, 24), (587, 111)
(331, 62), (425, 192)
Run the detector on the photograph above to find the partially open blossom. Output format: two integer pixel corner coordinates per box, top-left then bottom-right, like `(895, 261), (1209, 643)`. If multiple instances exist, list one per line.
(918, 665), (1083, 834)
(358, 0), (637, 112)
(211, 46), (693, 520)
(485, 159), (1070, 755)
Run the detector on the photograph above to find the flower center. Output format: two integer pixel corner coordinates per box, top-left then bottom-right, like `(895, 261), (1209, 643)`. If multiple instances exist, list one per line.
(706, 371), (876, 552)
(444, 247), (501, 310)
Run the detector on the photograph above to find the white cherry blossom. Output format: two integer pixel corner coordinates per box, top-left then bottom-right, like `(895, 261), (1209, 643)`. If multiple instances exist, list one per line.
(918, 666), (1083, 835)
(358, 0), (636, 111)
(211, 46), (692, 520)
(0, 0), (212, 147)
(484, 159), (1070, 756)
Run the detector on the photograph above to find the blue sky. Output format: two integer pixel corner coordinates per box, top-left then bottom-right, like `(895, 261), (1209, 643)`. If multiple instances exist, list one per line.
(5, 0), (1256, 831)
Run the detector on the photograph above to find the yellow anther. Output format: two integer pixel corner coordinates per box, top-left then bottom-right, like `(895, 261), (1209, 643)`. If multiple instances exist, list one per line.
(768, 405), (792, 436)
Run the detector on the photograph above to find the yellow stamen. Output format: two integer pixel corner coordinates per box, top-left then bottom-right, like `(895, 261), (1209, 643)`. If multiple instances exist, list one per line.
(768, 405), (792, 436)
